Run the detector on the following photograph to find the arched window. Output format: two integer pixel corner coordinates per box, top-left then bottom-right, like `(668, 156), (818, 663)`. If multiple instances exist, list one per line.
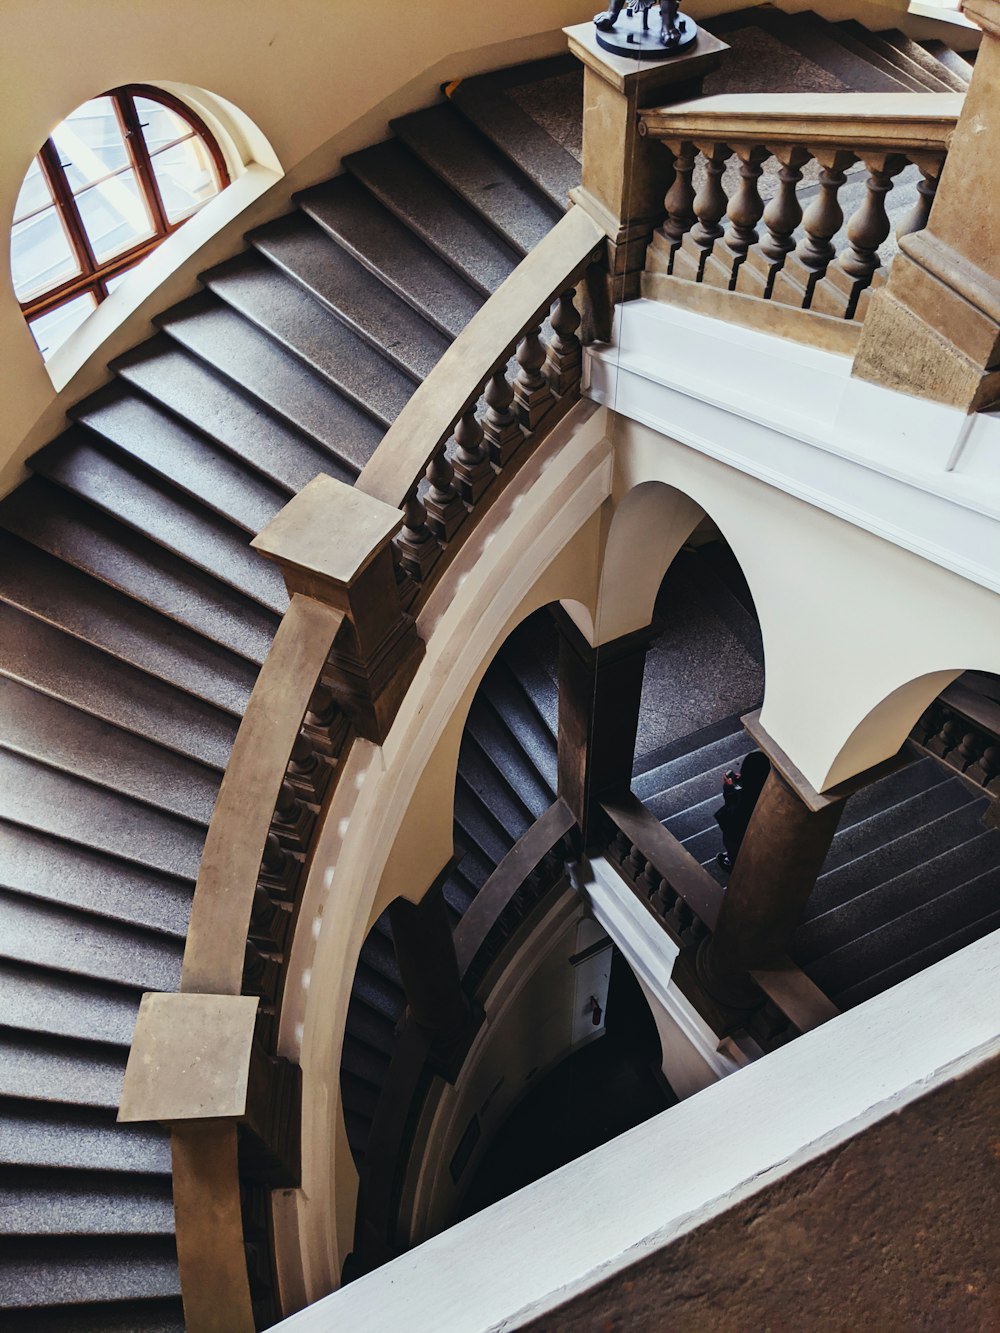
(11, 86), (230, 358)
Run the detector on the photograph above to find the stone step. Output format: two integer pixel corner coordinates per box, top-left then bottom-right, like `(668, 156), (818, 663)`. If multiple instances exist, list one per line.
(344, 139), (519, 296)
(391, 103), (562, 257)
(918, 39), (975, 85)
(840, 21), (963, 90)
(0, 532), (254, 719)
(30, 430), (287, 616)
(114, 336), (353, 493)
(0, 1237), (180, 1309)
(0, 891), (182, 993)
(0, 1102), (171, 1175)
(73, 386), (288, 536)
(827, 18), (930, 89)
(446, 56), (581, 211)
(0, 1170), (175, 1238)
(0, 963), (143, 1049)
(0, 824), (192, 941)
(202, 254), (418, 423)
(0, 602), (236, 773)
(299, 174), (483, 341)
(0, 1034), (127, 1111)
(0, 479), (277, 668)
(0, 678), (219, 827)
(250, 213), (450, 380)
(158, 294), (382, 473)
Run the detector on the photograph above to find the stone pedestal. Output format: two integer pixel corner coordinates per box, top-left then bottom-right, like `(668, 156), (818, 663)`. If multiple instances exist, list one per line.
(564, 20), (729, 328)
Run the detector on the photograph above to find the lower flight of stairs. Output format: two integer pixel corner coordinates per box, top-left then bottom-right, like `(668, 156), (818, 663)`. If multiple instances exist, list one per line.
(0, 10), (978, 1326)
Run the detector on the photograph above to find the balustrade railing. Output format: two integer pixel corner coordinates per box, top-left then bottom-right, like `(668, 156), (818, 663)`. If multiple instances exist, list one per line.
(912, 673), (1000, 798)
(639, 93), (961, 336)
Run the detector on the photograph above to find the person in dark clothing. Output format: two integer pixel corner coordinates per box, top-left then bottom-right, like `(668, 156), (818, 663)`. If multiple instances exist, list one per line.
(714, 750), (771, 873)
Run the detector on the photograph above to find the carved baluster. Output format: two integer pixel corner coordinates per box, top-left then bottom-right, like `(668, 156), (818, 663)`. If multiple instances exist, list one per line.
(270, 778), (313, 851)
(651, 878), (677, 918)
(638, 860), (662, 901)
(946, 728), (985, 772)
(702, 144), (769, 290)
(812, 152), (907, 320)
(666, 896), (693, 938)
(895, 157), (942, 242)
(737, 145), (810, 299)
(652, 139), (697, 274)
(671, 142), (733, 283)
(625, 842), (646, 882)
(243, 940), (279, 1004)
(610, 829), (631, 866)
(394, 486), (440, 582)
(514, 325), (555, 430)
(258, 831), (300, 902)
(451, 406), (494, 506)
(249, 885), (290, 952)
(285, 729), (332, 803)
(482, 363), (522, 467)
(544, 289), (582, 396)
(928, 716), (962, 758)
(423, 444), (466, 543)
(969, 743), (1000, 795)
(771, 149), (855, 310)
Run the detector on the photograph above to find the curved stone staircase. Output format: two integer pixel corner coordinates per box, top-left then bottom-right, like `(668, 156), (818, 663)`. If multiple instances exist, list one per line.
(0, 15), (979, 1329)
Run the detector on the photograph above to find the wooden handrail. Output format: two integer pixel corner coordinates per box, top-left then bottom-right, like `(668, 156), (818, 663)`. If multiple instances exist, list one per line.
(454, 797), (577, 975)
(356, 205), (605, 510)
(639, 92), (962, 153)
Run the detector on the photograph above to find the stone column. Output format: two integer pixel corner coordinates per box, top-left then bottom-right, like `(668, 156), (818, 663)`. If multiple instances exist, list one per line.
(697, 766), (846, 1006)
(564, 21), (729, 329)
(852, 0), (1000, 412)
(555, 607), (660, 847)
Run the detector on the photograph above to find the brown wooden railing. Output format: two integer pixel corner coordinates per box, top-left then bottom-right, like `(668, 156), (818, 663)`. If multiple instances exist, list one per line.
(638, 93), (961, 348)
(912, 672), (1000, 797)
(601, 791), (838, 1048)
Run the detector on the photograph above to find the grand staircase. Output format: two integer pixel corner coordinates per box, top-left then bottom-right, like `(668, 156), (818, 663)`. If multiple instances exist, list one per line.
(0, 10), (985, 1328)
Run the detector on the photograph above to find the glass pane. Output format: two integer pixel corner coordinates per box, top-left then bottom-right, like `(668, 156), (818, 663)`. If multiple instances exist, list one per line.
(134, 95), (192, 152)
(104, 263), (139, 294)
(76, 168), (154, 263)
(28, 290), (98, 359)
(11, 205), (81, 302)
(150, 137), (220, 224)
(53, 96), (130, 191)
(14, 156), (53, 224)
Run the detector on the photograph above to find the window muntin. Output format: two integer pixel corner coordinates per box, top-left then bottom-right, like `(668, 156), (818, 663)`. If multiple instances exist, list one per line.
(12, 86), (229, 359)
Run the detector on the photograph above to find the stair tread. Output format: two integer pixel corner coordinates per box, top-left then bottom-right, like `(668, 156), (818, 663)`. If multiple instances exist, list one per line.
(0, 1033), (126, 1111)
(0, 678), (219, 827)
(870, 26), (969, 91)
(919, 39), (974, 85)
(795, 828), (1000, 961)
(0, 602), (237, 773)
(299, 174), (483, 340)
(0, 530), (255, 718)
(0, 1100), (171, 1174)
(479, 661), (558, 794)
(31, 429), (287, 615)
(391, 104), (562, 257)
(0, 821), (192, 940)
(74, 387), (288, 535)
(0, 964), (143, 1048)
(463, 703), (554, 818)
(0, 1237), (180, 1308)
(251, 213), (451, 379)
(0, 479), (277, 667)
(827, 18), (929, 90)
(0, 750), (205, 883)
(202, 254), (417, 424)
(114, 335), (352, 492)
(0, 1170), (175, 1237)
(344, 138), (519, 295)
(448, 63), (580, 211)
(159, 294), (383, 470)
(0, 889), (183, 992)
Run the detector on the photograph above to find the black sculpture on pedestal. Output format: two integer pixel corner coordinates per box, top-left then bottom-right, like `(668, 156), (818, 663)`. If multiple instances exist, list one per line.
(593, 0), (696, 58)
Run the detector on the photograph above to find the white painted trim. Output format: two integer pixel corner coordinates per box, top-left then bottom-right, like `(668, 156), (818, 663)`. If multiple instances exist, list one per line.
(272, 927), (1000, 1333)
(586, 299), (1000, 595)
(907, 0), (979, 29)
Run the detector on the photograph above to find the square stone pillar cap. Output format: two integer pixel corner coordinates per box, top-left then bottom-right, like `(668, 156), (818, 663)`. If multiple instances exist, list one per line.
(565, 20), (729, 95)
(252, 473), (403, 589)
(118, 993), (259, 1123)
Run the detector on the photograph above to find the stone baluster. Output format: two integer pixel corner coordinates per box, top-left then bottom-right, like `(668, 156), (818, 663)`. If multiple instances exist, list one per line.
(625, 841), (647, 882)
(258, 831), (299, 902)
(703, 144), (770, 290)
(638, 859), (662, 901)
(270, 779), (313, 852)
(451, 407), (494, 506)
(928, 716), (962, 758)
(654, 139), (697, 273)
(651, 878), (677, 919)
(514, 325), (555, 430)
(812, 152), (907, 320)
(544, 289), (583, 395)
(737, 145), (810, 299)
(895, 157), (942, 243)
(394, 486), (440, 583)
(423, 445), (466, 543)
(771, 149), (855, 310)
(285, 729), (331, 804)
(671, 142), (733, 283)
(249, 885), (289, 953)
(969, 743), (1000, 794)
(482, 363), (522, 467)
(300, 683), (346, 756)
(947, 729), (985, 772)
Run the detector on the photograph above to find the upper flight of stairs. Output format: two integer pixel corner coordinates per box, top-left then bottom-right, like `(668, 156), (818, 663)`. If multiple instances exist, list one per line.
(0, 11), (978, 1327)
